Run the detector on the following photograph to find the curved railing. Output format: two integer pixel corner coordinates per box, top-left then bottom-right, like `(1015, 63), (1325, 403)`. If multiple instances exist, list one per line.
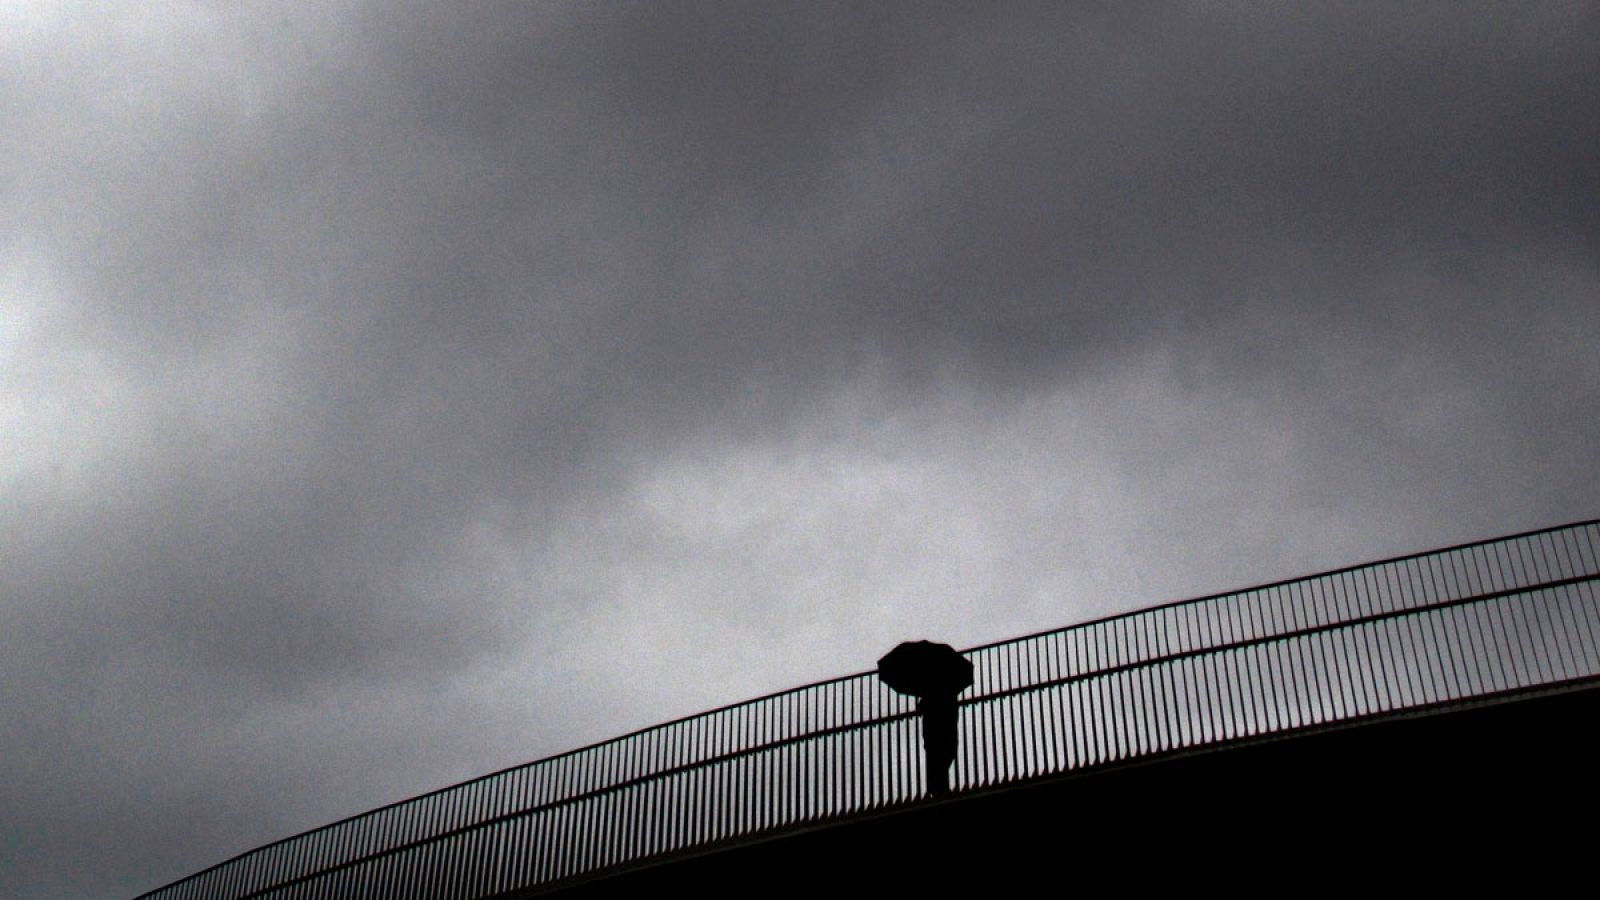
(140, 519), (1600, 899)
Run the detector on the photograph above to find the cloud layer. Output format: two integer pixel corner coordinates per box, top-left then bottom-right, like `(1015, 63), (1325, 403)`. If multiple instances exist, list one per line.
(3, 5), (1597, 896)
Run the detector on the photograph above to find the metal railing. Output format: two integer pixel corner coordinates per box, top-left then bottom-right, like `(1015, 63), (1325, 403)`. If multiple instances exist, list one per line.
(140, 519), (1600, 899)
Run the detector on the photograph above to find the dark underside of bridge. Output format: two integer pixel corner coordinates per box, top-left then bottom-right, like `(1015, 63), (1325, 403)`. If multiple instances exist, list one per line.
(526, 683), (1600, 897)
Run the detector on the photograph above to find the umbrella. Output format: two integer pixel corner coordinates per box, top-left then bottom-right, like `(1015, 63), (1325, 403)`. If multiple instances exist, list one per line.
(877, 640), (974, 698)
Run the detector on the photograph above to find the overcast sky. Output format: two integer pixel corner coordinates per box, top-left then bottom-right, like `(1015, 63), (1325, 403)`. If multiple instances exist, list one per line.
(4, 3), (1598, 896)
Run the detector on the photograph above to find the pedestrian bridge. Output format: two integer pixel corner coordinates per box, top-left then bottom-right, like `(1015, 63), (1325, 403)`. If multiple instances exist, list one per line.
(140, 520), (1600, 898)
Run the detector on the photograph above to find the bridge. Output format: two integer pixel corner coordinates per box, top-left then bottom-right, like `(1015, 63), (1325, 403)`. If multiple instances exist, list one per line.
(140, 520), (1600, 898)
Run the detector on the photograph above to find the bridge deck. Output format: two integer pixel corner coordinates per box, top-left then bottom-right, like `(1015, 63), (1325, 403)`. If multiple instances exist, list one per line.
(547, 681), (1600, 896)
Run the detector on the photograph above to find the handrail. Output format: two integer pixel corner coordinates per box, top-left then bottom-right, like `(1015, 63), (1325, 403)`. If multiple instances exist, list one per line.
(136, 519), (1600, 899)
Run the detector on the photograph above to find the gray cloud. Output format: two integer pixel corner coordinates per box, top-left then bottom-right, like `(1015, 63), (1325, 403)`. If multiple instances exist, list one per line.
(3, 4), (1597, 896)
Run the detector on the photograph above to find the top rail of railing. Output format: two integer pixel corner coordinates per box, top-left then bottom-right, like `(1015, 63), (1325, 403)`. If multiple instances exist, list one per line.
(139, 519), (1600, 900)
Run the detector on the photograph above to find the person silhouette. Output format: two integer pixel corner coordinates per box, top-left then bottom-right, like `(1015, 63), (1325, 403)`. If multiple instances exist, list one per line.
(919, 692), (960, 796)
(877, 640), (973, 797)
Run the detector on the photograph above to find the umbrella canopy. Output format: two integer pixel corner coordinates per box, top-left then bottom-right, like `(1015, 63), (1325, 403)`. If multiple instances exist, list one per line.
(877, 640), (975, 698)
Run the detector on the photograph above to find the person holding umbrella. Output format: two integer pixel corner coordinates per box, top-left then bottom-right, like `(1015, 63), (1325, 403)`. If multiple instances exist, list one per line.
(877, 640), (975, 797)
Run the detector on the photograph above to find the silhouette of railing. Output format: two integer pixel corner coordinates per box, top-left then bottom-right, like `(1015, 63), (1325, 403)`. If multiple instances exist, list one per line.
(140, 520), (1600, 899)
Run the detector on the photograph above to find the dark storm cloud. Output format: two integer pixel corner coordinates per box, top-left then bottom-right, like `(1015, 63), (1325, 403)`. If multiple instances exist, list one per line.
(3, 4), (1597, 897)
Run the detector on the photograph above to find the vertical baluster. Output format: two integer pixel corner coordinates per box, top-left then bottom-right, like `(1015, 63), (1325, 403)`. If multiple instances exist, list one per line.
(1014, 642), (1032, 778)
(1027, 641), (1047, 775)
(636, 752), (654, 866)
(1090, 641), (1109, 764)
(1436, 546), (1474, 692)
(1217, 595), (1239, 739)
(455, 822), (473, 900)
(1457, 561), (1494, 698)
(1121, 621), (1141, 757)
(740, 702), (754, 836)
(536, 801), (555, 886)
(484, 778), (504, 896)
(537, 763), (555, 885)
(1118, 618), (1136, 758)
(1383, 567), (1417, 710)
(1537, 533), (1581, 680)
(1035, 638), (1051, 773)
(1103, 622), (1122, 760)
(1401, 559), (1440, 706)
(508, 762), (528, 890)
(844, 682), (857, 810)
(1558, 530), (1600, 675)
(1223, 595), (1249, 738)
(1043, 635), (1064, 775)
(1139, 612), (1161, 753)
(1304, 579), (1340, 724)
(1365, 565), (1402, 712)
(1433, 552), (1475, 700)
(576, 784), (593, 884)
(1203, 598), (1227, 742)
(557, 779), (575, 884)
(748, 704), (761, 834)
(1460, 544), (1502, 693)
(342, 816), (358, 883)
(462, 783), (481, 897)
(584, 750), (601, 877)
(1339, 569), (1372, 719)
(589, 748), (607, 875)
(987, 648), (1002, 782)
(1328, 573), (1364, 719)
(1158, 607), (1183, 748)
(617, 738), (633, 869)
(517, 765), (534, 888)
(768, 695), (780, 826)
(435, 830), (453, 900)
(774, 695), (787, 825)
(1272, 586), (1298, 732)
(807, 690), (818, 821)
(1470, 543), (1516, 691)
(298, 830), (317, 897)
(857, 672), (870, 797)
(1194, 603), (1214, 743)
(627, 734), (644, 868)
(669, 722), (684, 853)
(1208, 599), (1231, 742)
(1193, 604), (1218, 745)
(367, 834), (385, 900)
(1250, 589), (1283, 736)
(561, 754), (579, 881)
(1243, 592), (1267, 737)
(672, 717), (684, 851)
(714, 714), (728, 844)
(442, 795), (459, 897)
(1093, 623), (1111, 761)
(696, 714), (709, 846)
(562, 763), (581, 882)
(796, 691), (807, 819)
(730, 707), (745, 839)
(590, 747), (606, 875)
(1001, 642), (1018, 779)
(1578, 524), (1600, 576)
(1514, 536), (1563, 683)
(336, 821), (351, 898)
(435, 794), (454, 890)
(1406, 557), (1447, 705)
(1172, 611), (1194, 749)
(522, 766), (541, 888)
(1175, 651), (1195, 755)
(650, 727), (666, 859)
(516, 806), (534, 895)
